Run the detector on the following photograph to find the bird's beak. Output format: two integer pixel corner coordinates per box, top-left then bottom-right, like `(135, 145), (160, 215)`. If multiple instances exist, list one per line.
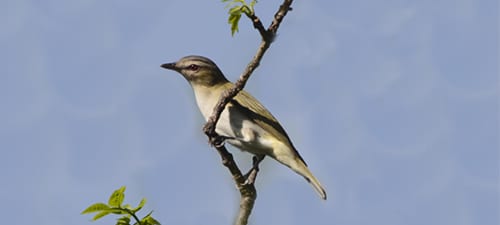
(161, 62), (179, 71)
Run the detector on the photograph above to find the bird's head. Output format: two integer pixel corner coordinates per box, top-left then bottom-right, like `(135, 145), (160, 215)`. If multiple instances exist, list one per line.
(161, 55), (229, 87)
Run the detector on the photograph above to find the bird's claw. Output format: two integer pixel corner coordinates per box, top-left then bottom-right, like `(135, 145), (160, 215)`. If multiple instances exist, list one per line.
(210, 135), (227, 148)
(243, 155), (265, 185)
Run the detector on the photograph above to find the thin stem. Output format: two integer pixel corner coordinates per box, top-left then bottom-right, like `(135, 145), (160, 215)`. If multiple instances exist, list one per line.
(124, 208), (142, 225)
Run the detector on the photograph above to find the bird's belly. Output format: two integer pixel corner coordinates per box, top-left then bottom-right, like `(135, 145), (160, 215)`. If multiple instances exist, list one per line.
(225, 137), (271, 155)
(216, 112), (274, 155)
(197, 96), (276, 156)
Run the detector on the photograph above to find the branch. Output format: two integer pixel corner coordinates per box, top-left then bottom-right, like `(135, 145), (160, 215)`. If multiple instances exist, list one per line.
(203, 0), (294, 138)
(244, 11), (269, 41)
(203, 1), (294, 225)
(268, 0), (293, 34)
(212, 145), (257, 225)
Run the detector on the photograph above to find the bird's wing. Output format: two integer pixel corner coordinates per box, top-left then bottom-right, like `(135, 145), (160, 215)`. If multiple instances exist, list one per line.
(229, 89), (307, 165)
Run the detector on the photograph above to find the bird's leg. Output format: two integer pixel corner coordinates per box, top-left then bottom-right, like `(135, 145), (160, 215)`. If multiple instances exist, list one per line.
(244, 154), (265, 185)
(210, 135), (234, 148)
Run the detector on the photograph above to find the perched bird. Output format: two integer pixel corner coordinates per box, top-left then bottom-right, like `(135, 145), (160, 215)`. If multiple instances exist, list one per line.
(161, 55), (327, 200)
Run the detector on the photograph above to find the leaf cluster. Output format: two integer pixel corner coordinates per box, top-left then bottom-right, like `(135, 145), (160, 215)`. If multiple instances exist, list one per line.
(81, 186), (160, 225)
(222, 0), (258, 35)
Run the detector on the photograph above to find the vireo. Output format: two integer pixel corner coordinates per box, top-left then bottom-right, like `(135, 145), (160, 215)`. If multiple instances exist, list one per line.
(161, 55), (327, 200)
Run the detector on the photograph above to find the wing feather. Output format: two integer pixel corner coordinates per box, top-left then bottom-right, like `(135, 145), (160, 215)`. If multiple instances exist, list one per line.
(229, 88), (307, 165)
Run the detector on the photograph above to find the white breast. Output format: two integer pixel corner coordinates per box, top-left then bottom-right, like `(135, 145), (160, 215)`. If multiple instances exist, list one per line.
(192, 86), (236, 137)
(192, 86), (273, 155)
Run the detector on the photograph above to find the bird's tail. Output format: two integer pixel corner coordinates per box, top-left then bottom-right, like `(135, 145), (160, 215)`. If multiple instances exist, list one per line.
(285, 157), (327, 200)
(300, 163), (327, 200)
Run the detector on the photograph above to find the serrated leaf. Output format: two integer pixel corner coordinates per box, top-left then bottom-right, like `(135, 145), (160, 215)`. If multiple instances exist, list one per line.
(109, 186), (126, 207)
(81, 203), (110, 214)
(93, 211), (111, 221)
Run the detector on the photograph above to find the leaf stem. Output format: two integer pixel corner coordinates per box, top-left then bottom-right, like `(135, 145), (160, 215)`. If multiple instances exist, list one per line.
(117, 207), (142, 225)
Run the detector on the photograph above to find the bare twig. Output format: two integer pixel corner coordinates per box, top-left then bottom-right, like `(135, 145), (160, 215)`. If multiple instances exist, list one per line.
(202, 1), (294, 225)
(269, 0), (293, 34)
(211, 145), (256, 225)
(244, 11), (270, 41)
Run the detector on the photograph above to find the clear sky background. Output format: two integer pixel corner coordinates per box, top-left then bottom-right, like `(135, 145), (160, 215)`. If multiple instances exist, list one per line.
(2, 0), (498, 225)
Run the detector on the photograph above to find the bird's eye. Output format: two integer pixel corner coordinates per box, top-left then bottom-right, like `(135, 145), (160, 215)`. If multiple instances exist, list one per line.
(187, 64), (199, 71)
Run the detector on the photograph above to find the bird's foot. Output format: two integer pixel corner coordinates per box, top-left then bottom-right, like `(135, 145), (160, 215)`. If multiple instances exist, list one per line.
(243, 155), (265, 185)
(210, 135), (233, 148)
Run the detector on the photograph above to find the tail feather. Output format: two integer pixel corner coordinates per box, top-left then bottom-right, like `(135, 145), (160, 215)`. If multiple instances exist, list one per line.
(301, 166), (327, 200)
(285, 156), (327, 200)
(272, 146), (327, 200)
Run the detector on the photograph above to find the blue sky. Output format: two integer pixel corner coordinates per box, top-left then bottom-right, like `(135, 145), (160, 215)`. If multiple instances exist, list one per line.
(2, 0), (498, 225)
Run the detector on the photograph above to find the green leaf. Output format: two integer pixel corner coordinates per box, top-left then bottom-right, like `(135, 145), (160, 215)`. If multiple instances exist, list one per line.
(109, 186), (126, 207)
(116, 216), (131, 225)
(228, 11), (240, 22)
(141, 213), (161, 225)
(222, 0), (258, 36)
(81, 203), (110, 214)
(144, 217), (161, 225)
(82, 186), (156, 224)
(249, 0), (257, 8)
(110, 208), (128, 215)
(132, 198), (147, 213)
(93, 211), (111, 221)
(229, 5), (242, 15)
(228, 13), (242, 35)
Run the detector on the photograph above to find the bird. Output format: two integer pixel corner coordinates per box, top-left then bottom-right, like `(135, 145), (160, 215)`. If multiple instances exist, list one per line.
(161, 55), (327, 200)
